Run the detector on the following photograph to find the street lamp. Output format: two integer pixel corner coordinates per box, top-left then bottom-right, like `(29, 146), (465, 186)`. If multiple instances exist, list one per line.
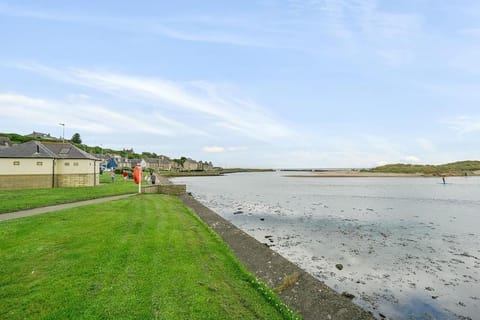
(59, 123), (65, 143)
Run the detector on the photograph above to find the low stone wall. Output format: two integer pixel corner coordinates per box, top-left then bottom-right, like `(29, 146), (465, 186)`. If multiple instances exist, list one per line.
(0, 174), (52, 190)
(141, 184), (186, 195)
(56, 173), (99, 187)
(0, 173), (99, 190)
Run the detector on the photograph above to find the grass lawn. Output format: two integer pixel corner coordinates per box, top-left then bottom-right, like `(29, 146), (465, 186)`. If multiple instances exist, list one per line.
(0, 173), (136, 214)
(0, 194), (298, 319)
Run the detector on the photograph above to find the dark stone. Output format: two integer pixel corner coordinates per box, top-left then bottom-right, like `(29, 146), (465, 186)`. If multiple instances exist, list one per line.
(233, 210), (244, 215)
(341, 292), (355, 299)
(336, 264), (344, 270)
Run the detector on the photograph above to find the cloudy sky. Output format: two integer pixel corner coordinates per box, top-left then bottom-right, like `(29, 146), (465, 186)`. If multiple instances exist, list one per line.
(1, 1), (479, 168)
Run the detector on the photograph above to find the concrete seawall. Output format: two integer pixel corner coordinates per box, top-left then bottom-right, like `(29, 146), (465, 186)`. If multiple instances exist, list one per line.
(179, 193), (375, 320)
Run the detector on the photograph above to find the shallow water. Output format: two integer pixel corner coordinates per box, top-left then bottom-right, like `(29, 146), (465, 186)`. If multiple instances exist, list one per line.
(173, 172), (480, 319)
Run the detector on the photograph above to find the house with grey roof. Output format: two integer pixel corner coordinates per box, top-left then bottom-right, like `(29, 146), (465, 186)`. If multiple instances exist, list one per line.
(0, 136), (12, 149)
(0, 141), (101, 190)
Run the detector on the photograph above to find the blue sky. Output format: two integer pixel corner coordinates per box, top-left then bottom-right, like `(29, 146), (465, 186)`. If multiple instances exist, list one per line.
(1, 0), (479, 168)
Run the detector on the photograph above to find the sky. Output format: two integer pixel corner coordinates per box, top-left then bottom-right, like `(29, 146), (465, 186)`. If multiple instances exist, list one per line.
(1, 0), (479, 168)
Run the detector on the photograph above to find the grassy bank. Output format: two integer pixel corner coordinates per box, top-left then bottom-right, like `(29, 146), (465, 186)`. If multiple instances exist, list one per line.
(363, 160), (480, 176)
(0, 173), (136, 214)
(0, 194), (298, 319)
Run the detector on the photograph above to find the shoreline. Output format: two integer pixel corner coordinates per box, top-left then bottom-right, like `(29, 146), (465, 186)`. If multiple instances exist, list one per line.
(284, 170), (480, 178)
(179, 193), (375, 320)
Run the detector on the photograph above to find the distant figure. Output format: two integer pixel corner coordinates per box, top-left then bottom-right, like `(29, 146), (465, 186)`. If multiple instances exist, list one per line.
(442, 176), (446, 184)
(111, 169), (116, 183)
(122, 170), (128, 181)
(151, 172), (156, 185)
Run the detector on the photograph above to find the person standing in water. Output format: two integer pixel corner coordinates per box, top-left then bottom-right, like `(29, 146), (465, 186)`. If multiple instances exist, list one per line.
(442, 176), (446, 184)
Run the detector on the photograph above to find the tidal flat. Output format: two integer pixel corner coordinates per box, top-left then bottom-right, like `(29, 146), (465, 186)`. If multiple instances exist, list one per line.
(174, 172), (480, 320)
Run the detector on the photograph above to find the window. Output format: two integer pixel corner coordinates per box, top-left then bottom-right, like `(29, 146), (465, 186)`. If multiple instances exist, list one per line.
(13, 161), (20, 166)
(36, 161), (43, 166)
(73, 162), (79, 166)
(64, 162), (70, 166)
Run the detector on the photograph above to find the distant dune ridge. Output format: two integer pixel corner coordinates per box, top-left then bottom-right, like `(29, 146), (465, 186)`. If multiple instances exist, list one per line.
(285, 161), (480, 177)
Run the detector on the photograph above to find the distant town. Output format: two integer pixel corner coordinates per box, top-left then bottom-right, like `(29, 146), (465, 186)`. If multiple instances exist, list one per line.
(0, 131), (219, 173)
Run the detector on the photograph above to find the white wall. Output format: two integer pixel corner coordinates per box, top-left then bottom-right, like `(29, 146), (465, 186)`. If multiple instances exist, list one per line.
(0, 158), (54, 175)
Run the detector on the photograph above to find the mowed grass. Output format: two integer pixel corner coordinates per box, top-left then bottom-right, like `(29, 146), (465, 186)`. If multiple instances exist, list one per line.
(0, 194), (297, 319)
(0, 173), (136, 214)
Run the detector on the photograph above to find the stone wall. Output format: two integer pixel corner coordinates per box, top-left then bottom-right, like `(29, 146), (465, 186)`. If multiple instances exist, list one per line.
(0, 174), (52, 190)
(0, 173), (99, 190)
(56, 173), (99, 188)
(141, 184), (186, 195)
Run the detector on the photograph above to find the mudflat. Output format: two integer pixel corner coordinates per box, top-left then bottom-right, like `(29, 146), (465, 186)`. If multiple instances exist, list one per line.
(179, 193), (375, 320)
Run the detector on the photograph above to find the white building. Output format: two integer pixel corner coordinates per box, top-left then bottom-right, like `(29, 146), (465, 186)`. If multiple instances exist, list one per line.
(0, 141), (101, 190)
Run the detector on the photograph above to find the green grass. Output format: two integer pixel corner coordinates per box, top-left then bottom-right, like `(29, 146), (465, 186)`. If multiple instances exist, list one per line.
(0, 173), (136, 214)
(364, 160), (480, 176)
(0, 194), (299, 319)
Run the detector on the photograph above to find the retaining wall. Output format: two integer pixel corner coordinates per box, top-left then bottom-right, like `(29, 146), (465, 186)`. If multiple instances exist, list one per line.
(0, 173), (99, 190)
(141, 184), (186, 195)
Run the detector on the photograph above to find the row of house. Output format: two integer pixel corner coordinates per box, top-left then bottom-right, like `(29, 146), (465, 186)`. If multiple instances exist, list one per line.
(0, 137), (217, 189)
(102, 154), (215, 172)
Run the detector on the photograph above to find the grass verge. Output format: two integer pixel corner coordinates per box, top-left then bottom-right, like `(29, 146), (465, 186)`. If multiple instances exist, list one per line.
(0, 173), (136, 214)
(0, 194), (300, 319)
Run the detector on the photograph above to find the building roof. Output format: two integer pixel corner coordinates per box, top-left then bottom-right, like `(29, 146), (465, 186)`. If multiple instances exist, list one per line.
(0, 141), (99, 160)
(26, 131), (59, 140)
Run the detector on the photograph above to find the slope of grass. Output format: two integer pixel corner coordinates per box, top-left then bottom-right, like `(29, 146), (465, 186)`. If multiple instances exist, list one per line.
(0, 194), (298, 319)
(0, 173), (136, 214)
(364, 160), (480, 176)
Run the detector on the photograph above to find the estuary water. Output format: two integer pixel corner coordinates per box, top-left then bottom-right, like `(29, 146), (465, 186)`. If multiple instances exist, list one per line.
(172, 172), (480, 320)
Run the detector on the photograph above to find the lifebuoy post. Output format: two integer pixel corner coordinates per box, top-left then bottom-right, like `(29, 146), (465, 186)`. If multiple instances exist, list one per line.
(133, 165), (142, 193)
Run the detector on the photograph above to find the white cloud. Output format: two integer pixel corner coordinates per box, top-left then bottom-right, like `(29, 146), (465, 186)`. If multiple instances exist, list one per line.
(0, 92), (189, 137)
(202, 146), (225, 153)
(0, 3), (282, 49)
(444, 116), (480, 134)
(202, 146), (248, 153)
(375, 160), (388, 166)
(404, 156), (420, 163)
(15, 63), (292, 142)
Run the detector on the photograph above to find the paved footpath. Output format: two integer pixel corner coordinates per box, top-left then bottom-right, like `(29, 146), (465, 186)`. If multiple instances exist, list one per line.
(0, 194), (135, 222)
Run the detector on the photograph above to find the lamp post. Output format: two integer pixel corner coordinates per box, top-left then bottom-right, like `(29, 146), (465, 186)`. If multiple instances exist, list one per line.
(59, 123), (65, 143)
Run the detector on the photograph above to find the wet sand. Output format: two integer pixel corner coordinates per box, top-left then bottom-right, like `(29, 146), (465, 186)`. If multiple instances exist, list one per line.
(179, 193), (375, 320)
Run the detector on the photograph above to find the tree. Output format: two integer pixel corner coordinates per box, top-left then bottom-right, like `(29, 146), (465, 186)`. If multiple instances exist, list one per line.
(71, 133), (82, 144)
(173, 157), (187, 168)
